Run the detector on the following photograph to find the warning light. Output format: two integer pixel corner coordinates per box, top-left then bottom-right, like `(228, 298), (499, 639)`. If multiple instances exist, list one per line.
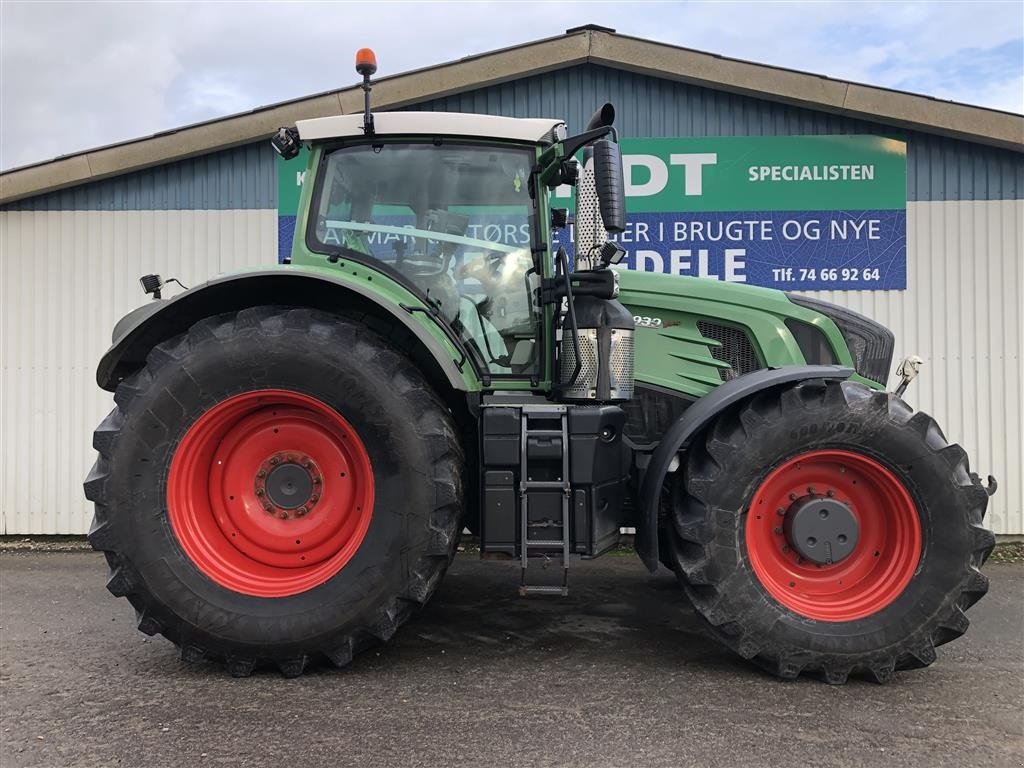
(355, 48), (377, 77)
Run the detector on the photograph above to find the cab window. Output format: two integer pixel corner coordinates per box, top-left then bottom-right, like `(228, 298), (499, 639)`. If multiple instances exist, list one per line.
(312, 143), (540, 376)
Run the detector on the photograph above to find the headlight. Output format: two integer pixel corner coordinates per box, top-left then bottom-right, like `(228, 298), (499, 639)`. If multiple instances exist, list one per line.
(786, 294), (894, 386)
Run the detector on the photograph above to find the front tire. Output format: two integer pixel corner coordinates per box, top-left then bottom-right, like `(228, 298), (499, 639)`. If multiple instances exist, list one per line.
(84, 307), (463, 676)
(662, 379), (994, 683)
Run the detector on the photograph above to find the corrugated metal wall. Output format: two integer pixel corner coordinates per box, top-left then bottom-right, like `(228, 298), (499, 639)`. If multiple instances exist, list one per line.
(1, 61), (1021, 534)
(0, 209), (278, 533)
(799, 199), (1023, 536)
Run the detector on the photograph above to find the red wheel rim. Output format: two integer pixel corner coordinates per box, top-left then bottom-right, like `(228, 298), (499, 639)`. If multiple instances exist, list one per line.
(167, 390), (374, 597)
(744, 449), (921, 622)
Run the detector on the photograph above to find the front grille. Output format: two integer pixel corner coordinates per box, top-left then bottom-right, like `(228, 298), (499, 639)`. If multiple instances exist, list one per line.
(697, 321), (762, 381)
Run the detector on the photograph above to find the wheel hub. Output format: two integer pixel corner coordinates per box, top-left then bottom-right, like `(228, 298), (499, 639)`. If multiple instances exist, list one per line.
(254, 454), (321, 519)
(263, 460), (314, 511)
(784, 496), (859, 564)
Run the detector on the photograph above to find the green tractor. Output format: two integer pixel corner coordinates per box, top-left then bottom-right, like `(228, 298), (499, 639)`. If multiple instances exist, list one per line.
(85, 51), (995, 682)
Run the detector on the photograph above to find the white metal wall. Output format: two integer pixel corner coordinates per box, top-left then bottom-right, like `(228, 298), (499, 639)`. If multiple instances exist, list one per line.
(0, 201), (1021, 534)
(0, 209), (277, 534)
(801, 199), (1024, 536)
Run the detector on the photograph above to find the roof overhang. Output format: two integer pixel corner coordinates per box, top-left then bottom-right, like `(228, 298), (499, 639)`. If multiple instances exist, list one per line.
(296, 112), (564, 143)
(2, 25), (1021, 205)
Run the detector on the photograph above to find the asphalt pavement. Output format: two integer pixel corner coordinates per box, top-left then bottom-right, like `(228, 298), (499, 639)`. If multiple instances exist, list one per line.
(1, 550), (1021, 768)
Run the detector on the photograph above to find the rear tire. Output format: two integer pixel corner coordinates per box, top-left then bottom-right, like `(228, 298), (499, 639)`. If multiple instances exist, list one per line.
(84, 306), (463, 677)
(662, 379), (993, 683)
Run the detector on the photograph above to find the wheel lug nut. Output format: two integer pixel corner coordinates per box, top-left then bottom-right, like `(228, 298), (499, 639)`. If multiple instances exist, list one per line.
(297, 507), (308, 517)
(313, 477), (321, 485)
(309, 495), (318, 503)
(773, 527), (783, 535)
(264, 504), (273, 513)
(270, 457), (280, 465)
(279, 511), (289, 519)
(255, 488), (265, 497)
(776, 508), (785, 516)
(257, 470), (266, 478)
(826, 489), (835, 497)
(807, 486), (816, 495)
(789, 493), (797, 501)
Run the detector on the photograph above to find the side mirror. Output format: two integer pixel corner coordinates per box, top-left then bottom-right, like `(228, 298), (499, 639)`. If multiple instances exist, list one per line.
(591, 138), (625, 234)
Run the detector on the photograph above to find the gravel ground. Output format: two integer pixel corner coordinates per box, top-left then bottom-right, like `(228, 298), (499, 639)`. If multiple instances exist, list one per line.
(1, 550), (1022, 768)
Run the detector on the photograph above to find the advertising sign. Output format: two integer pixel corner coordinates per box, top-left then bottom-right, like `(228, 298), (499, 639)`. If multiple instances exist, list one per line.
(277, 134), (906, 290)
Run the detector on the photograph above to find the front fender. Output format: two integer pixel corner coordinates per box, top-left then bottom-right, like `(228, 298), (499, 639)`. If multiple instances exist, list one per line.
(97, 267), (474, 393)
(635, 365), (853, 572)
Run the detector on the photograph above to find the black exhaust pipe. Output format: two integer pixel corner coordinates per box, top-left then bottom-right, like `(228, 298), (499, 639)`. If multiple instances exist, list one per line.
(585, 103), (615, 131)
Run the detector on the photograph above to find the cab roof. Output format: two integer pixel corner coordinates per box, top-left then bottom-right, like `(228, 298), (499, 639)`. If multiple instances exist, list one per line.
(296, 112), (566, 144)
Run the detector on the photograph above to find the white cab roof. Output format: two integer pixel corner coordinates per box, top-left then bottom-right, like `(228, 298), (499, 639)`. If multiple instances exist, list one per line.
(296, 111), (565, 144)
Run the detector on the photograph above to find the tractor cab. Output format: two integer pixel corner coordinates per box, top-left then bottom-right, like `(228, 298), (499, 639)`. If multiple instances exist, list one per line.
(276, 104), (631, 385)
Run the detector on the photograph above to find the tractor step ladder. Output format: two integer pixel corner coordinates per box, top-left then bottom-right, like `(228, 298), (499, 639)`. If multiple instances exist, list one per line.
(518, 405), (572, 597)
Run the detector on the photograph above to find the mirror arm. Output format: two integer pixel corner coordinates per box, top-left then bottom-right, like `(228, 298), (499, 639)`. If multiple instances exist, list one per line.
(559, 125), (617, 161)
(537, 126), (619, 189)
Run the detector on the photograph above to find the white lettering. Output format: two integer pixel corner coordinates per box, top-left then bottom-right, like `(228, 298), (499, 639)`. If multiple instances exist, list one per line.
(635, 250), (664, 272)
(725, 249), (747, 282)
(696, 249), (719, 279)
(623, 154), (668, 196)
(669, 249), (692, 275)
(669, 153), (718, 196)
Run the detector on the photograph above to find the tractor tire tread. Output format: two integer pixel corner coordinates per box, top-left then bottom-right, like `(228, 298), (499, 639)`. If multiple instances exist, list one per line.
(85, 306), (463, 677)
(664, 379), (992, 683)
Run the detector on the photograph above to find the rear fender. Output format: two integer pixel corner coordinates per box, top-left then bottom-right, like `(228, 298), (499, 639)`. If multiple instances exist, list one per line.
(97, 268), (473, 394)
(635, 365), (853, 572)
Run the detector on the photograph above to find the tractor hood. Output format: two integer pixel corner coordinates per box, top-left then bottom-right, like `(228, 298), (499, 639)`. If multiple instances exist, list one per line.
(613, 269), (888, 396)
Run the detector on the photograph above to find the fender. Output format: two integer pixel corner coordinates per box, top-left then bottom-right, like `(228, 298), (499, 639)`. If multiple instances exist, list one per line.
(96, 268), (471, 393)
(635, 365), (854, 572)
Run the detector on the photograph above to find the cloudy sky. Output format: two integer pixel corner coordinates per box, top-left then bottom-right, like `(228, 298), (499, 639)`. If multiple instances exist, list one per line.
(2, 1), (1021, 171)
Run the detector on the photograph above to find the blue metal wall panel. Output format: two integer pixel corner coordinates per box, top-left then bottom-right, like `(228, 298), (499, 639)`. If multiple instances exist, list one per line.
(407, 64), (1022, 202)
(3, 142), (277, 212)
(4, 63), (1020, 211)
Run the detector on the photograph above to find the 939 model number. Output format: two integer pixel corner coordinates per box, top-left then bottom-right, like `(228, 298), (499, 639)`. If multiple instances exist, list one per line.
(633, 315), (663, 328)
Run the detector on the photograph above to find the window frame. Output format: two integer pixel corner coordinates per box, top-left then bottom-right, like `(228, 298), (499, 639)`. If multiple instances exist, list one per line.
(303, 137), (546, 383)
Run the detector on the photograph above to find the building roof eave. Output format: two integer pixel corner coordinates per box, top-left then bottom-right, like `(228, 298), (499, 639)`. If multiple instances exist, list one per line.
(2, 26), (1021, 205)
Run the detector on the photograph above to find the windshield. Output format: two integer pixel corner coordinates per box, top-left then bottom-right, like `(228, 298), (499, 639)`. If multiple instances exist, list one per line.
(311, 142), (540, 376)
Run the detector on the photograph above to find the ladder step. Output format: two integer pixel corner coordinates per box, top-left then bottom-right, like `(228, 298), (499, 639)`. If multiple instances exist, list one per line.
(521, 405), (566, 415)
(518, 408), (571, 597)
(518, 585), (569, 596)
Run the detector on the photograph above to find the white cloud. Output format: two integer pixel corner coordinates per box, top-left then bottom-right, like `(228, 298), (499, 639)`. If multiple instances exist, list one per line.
(2, 0), (1021, 171)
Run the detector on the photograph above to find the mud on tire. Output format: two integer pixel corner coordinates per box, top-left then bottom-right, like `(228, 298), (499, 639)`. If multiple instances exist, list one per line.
(84, 306), (463, 677)
(661, 379), (994, 683)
